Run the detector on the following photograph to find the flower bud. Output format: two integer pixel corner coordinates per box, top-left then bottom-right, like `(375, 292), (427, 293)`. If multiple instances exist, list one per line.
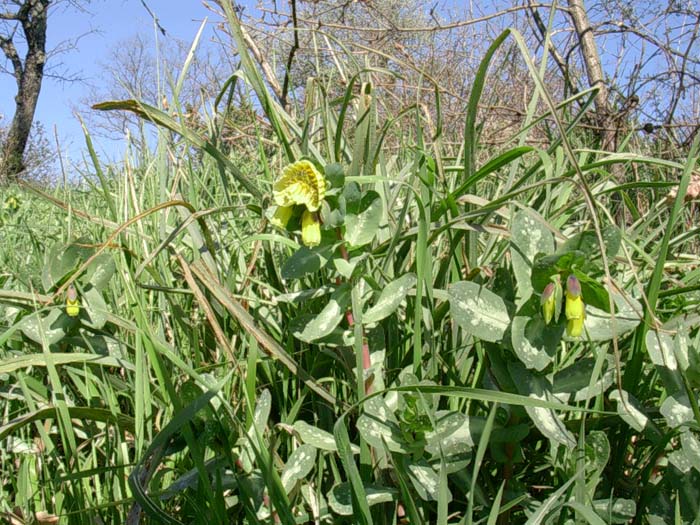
(301, 210), (321, 247)
(565, 275), (585, 337)
(270, 205), (294, 229)
(541, 282), (556, 325)
(66, 284), (80, 317)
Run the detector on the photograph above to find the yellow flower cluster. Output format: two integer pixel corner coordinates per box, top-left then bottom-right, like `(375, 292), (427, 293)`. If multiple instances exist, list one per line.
(271, 160), (327, 247)
(541, 274), (585, 338)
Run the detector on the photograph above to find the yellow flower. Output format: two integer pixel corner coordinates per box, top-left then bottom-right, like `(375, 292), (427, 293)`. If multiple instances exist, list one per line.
(541, 282), (556, 325)
(4, 196), (19, 211)
(273, 160), (327, 212)
(66, 285), (80, 317)
(301, 210), (321, 247)
(270, 205), (294, 229)
(565, 275), (585, 337)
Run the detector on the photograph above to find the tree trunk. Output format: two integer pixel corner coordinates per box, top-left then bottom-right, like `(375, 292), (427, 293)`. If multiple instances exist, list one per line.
(0, 0), (49, 183)
(567, 0), (617, 152)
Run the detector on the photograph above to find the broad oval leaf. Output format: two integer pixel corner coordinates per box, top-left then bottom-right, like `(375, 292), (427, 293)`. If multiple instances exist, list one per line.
(345, 191), (383, 247)
(363, 273), (416, 324)
(280, 444), (316, 493)
(328, 483), (397, 516)
(509, 362), (576, 448)
(449, 281), (510, 342)
(19, 309), (71, 346)
(510, 209), (554, 306)
(281, 246), (332, 280)
(293, 420), (360, 454)
(292, 284), (351, 343)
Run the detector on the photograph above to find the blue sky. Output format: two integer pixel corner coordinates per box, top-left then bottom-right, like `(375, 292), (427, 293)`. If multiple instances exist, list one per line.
(1, 0), (237, 163)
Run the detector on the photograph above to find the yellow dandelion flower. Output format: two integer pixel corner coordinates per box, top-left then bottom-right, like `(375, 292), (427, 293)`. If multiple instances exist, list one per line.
(273, 160), (327, 212)
(301, 210), (321, 247)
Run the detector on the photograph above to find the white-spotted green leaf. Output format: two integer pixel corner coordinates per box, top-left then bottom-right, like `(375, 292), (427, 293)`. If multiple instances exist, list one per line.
(592, 499), (636, 524)
(424, 411), (473, 473)
(328, 483), (397, 515)
(646, 330), (678, 370)
(510, 209), (554, 306)
(251, 389), (271, 434)
(583, 293), (641, 341)
(609, 390), (648, 432)
(84, 253), (116, 291)
(363, 273), (416, 325)
(552, 357), (615, 403)
(293, 421), (359, 454)
(669, 449), (693, 473)
(82, 287), (108, 330)
(449, 281), (510, 342)
(407, 459), (442, 502)
(511, 316), (554, 371)
(345, 191), (383, 247)
(281, 246), (332, 280)
(660, 394), (694, 428)
(293, 284), (351, 343)
(19, 309), (71, 346)
(680, 430), (700, 473)
(280, 444), (316, 493)
(357, 396), (408, 453)
(509, 363), (576, 448)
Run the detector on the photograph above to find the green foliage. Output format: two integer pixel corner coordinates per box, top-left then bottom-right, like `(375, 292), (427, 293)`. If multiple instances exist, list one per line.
(2, 11), (700, 525)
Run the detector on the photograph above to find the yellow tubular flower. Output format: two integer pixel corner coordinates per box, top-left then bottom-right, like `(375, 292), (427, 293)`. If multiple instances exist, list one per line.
(565, 275), (585, 337)
(541, 282), (556, 325)
(273, 160), (327, 212)
(270, 206), (294, 229)
(66, 285), (80, 317)
(301, 210), (321, 247)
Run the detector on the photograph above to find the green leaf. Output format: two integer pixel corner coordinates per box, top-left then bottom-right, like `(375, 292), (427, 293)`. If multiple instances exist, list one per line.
(508, 362), (576, 448)
(510, 209), (554, 306)
(345, 191), (383, 247)
(357, 396), (408, 453)
(592, 498), (636, 524)
(280, 444), (317, 493)
(660, 394), (694, 428)
(511, 315), (558, 371)
(553, 357), (615, 402)
(281, 246), (332, 280)
(449, 281), (510, 342)
(19, 309), (71, 346)
(424, 411), (473, 473)
(325, 163), (345, 189)
(328, 483), (396, 516)
(531, 251), (586, 292)
(609, 390), (648, 432)
(406, 458), (442, 502)
(82, 287), (108, 330)
(41, 239), (93, 292)
(293, 420), (359, 453)
(560, 226), (622, 259)
(583, 292), (641, 341)
(84, 253), (116, 291)
(363, 273), (416, 324)
(680, 430), (700, 474)
(572, 269), (611, 313)
(292, 284), (351, 343)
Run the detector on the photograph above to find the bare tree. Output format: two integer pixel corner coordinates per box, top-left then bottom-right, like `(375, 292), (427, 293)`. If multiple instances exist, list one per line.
(0, 0), (50, 181)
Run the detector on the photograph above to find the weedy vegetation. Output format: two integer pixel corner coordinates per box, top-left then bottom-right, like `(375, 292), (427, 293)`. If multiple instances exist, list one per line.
(1, 4), (700, 524)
